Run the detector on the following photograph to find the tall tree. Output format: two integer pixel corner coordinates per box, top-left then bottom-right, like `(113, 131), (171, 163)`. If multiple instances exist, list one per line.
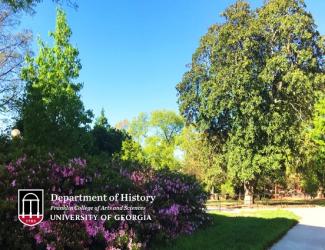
(177, 0), (324, 204)
(95, 108), (109, 128)
(300, 95), (325, 197)
(2, 0), (77, 13)
(91, 109), (129, 156)
(20, 9), (92, 155)
(127, 112), (149, 144)
(179, 126), (226, 193)
(150, 110), (184, 144)
(124, 110), (184, 169)
(0, 3), (31, 116)
(310, 96), (325, 196)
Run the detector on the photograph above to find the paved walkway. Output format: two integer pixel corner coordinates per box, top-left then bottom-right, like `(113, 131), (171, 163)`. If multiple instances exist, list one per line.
(271, 207), (325, 250)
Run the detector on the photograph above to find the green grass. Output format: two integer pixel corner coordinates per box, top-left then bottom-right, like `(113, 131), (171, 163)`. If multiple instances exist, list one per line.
(256, 199), (325, 207)
(154, 210), (299, 250)
(206, 198), (325, 208)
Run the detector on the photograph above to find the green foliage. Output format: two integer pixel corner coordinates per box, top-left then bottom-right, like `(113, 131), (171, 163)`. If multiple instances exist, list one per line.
(220, 180), (235, 197)
(2, 0), (77, 13)
(178, 126), (225, 192)
(125, 110), (184, 169)
(128, 112), (149, 143)
(310, 95), (325, 191)
(299, 94), (325, 194)
(144, 136), (180, 170)
(20, 9), (92, 156)
(310, 95), (325, 163)
(301, 172), (319, 198)
(1, 153), (209, 249)
(95, 108), (109, 128)
(91, 109), (129, 156)
(120, 139), (146, 163)
(177, 0), (325, 195)
(150, 110), (184, 144)
(2, 0), (42, 12)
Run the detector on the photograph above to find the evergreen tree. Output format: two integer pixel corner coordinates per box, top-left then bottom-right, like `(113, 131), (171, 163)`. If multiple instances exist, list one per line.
(91, 109), (129, 156)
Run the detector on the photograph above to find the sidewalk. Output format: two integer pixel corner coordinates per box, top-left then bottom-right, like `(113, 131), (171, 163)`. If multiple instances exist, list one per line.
(271, 207), (325, 250)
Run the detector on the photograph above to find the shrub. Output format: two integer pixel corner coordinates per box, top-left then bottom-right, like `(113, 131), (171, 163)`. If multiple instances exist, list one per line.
(0, 154), (209, 249)
(121, 167), (210, 246)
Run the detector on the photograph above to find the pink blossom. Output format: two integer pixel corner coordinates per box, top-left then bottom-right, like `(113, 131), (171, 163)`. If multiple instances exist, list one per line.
(10, 179), (16, 187)
(34, 233), (42, 244)
(46, 244), (55, 250)
(75, 176), (80, 186)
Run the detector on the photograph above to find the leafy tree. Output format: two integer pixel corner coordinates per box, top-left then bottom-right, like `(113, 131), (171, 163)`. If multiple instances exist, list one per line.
(125, 110), (184, 169)
(178, 126), (226, 193)
(120, 139), (146, 163)
(220, 180), (235, 197)
(300, 95), (325, 197)
(0, 3), (31, 116)
(311, 96), (325, 197)
(177, 0), (324, 204)
(95, 108), (109, 128)
(2, 0), (77, 13)
(127, 112), (149, 143)
(150, 110), (184, 144)
(144, 135), (179, 170)
(115, 119), (129, 131)
(145, 110), (184, 169)
(91, 109), (129, 156)
(20, 9), (92, 156)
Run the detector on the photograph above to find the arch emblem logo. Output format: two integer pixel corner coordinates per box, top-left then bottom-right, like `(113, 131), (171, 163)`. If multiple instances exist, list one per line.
(18, 189), (44, 226)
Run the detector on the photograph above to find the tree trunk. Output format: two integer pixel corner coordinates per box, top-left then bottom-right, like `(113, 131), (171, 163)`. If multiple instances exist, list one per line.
(244, 181), (254, 206)
(317, 187), (324, 199)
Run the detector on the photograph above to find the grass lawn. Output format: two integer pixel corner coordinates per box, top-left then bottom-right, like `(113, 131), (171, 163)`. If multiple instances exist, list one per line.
(206, 198), (325, 208)
(154, 210), (299, 250)
(257, 199), (325, 207)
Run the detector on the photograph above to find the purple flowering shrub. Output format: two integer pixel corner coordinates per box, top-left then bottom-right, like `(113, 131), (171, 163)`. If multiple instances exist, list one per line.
(121, 167), (210, 244)
(0, 155), (94, 250)
(0, 155), (209, 250)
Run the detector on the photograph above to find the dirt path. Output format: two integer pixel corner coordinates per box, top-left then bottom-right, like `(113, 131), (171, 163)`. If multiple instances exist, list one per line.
(271, 207), (325, 250)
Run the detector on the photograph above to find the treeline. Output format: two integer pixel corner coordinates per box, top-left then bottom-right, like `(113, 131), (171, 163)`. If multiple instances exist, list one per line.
(0, 0), (324, 206)
(176, 0), (325, 203)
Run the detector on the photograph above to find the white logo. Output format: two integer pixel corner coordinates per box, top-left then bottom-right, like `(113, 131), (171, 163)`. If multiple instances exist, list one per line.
(18, 189), (44, 226)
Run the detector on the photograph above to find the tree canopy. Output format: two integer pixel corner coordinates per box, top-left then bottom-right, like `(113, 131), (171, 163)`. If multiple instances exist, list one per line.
(177, 0), (325, 203)
(20, 9), (92, 155)
(122, 110), (184, 169)
(0, 3), (31, 116)
(2, 0), (77, 13)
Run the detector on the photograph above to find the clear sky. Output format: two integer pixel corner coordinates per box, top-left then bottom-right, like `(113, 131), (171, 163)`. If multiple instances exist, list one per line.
(21, 0), (325, 126)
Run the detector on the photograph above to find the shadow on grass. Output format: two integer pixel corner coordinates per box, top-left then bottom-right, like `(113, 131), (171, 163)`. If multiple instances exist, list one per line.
(154, 212), (298, 250)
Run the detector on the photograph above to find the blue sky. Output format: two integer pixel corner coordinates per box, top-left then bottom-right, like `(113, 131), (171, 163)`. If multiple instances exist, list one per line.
(21, 0), (325, 126)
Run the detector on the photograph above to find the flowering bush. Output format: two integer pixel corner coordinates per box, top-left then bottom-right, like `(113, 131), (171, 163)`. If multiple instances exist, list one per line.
(0, 154), (209, 249)
(121, 167), (210, 244)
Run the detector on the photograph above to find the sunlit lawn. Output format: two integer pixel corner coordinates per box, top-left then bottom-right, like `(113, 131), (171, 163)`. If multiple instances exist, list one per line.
(154, 210), (299, 250)
(206, 198), (325, 208)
